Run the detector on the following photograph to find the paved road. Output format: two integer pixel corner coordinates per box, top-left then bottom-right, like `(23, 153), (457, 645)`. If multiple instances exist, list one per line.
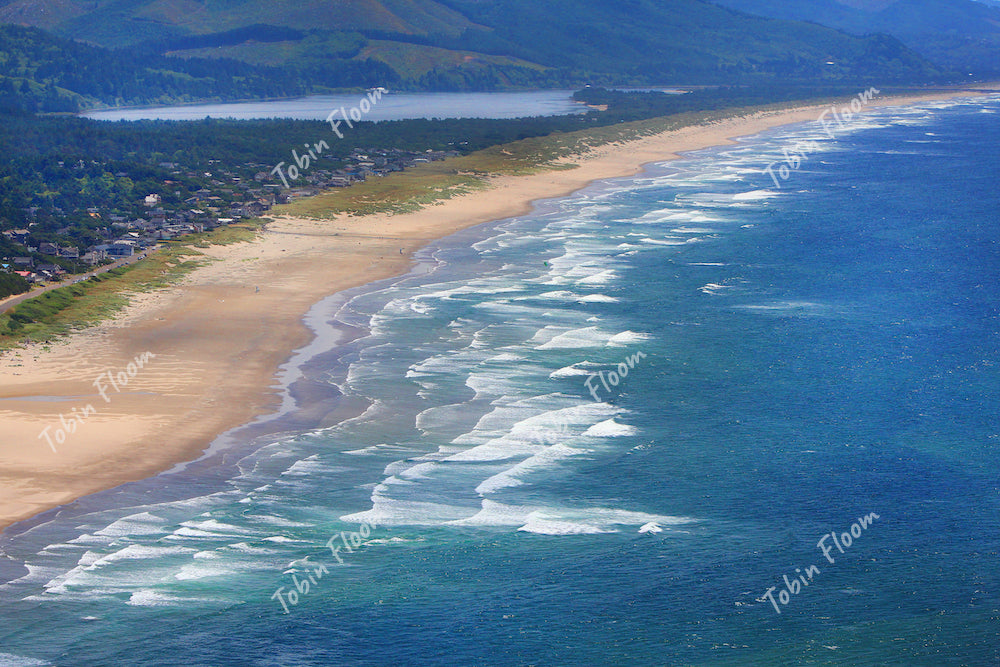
(0, 248), (157, 315)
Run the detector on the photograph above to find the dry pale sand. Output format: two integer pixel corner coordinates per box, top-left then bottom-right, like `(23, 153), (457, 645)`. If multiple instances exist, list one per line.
(0, 88), (990, 531)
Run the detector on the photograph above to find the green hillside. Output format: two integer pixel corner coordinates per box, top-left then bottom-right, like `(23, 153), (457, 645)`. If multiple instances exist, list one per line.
(0, 24), (350, 112)
(0, 0), (944, 97)
(0, 0), (483, 45)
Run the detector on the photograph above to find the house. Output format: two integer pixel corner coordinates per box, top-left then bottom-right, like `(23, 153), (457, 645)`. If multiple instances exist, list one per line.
(36, 263), (64, 278)
(38, 242), (60, 256)
(58, 247), (80, 259)
(3, 229), (30, 245)
(144, 194), (161, 207)
(13, 257), (33, 269)
(81, 248), (108, 265)
(244, 201), (266, 216)
(108, 240), (136, 257)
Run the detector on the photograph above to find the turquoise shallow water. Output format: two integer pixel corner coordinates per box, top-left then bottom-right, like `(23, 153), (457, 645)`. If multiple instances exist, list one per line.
(2, 95), (1000, 666)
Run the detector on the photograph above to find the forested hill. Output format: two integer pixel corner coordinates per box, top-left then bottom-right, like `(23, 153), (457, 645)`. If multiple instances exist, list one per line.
(0, 0), (945, 110)
(707, 0), (1000, 76)
(0, 25), (315, 113)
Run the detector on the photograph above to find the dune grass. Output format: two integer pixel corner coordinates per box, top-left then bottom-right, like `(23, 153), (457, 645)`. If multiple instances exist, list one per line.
(276, 105), (781, 220)
(0, 220), (266, 349)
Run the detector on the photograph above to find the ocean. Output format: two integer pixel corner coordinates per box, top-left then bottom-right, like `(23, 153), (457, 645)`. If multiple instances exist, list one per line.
(2, 94), (999, 666)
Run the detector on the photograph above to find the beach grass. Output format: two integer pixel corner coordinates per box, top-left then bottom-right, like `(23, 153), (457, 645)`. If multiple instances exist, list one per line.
(0, 241), (209, 349)
(274, 106), (783, 220)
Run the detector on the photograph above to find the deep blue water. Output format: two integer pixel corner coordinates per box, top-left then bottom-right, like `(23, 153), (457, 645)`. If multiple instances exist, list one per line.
(2, 95), (1000, 666)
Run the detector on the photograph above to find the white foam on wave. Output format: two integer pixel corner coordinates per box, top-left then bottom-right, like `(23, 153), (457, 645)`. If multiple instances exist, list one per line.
(343, 496), (472, 526)
(344, 442), (417, 457)
(488, 352), (523, 362)
(281, 456), (350, 477)
(549, 364), (593, 379)
(39, 544), (199, 597)
(475, 443), (584, 494)
(128, 590), (187, 607)
(518, 518), (615, 535)
(225, 542), (275, 555)
(177, 519), (261, 538)
(473, 301), (548, 317)
(890, 117), (933, 127)
(451, 500), (694, 536)
(535, 326), (611, 349)
(607, 331), (651, 347)
(342, 445), (382, 456)
(448, 500), (527, 526)
(576, 269), (618, 286)
(251, 515), (311, 528)
(527, 290), (577, 301)
(465, 369), (534, 401)
(584, 419), (638, 437)
(699, 283), (731, 295)
(174, 562), (241, 581)
(520, 290), (618, 305)
(0, 653), (52, 666)
(88, 545), (196, 568)
(634, 208), (690, 224)
(94, 512), (167, 538)
(640, 237), (688, 246)
(732, 189), (778, 201)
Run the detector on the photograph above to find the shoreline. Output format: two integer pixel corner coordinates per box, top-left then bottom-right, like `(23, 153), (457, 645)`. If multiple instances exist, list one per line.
(1, 86), (994, 533)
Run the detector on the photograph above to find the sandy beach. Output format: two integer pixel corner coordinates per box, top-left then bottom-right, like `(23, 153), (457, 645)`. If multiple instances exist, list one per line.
(0, 88), (990, 532)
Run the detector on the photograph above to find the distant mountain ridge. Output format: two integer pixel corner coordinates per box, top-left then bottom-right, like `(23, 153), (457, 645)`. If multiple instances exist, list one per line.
(0, 0), (943, 88)
(0, 0), (483, 44)
(0, 0), (949, 111)
(708, 0), (1000, 75)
